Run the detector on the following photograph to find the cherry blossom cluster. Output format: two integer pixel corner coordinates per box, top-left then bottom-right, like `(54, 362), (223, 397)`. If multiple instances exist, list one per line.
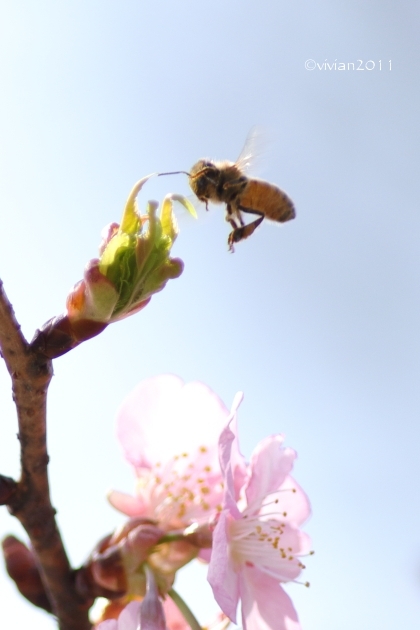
(82, 375), (311, 630)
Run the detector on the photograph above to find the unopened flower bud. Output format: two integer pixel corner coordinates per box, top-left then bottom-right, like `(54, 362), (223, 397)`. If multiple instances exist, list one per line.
(139, 566), (167, 630)
(0, 475), (17, 505)
(30, 176), (193, 358)
(108, 518), (159, 546)
(78, 521), (165, 597)
(2, 535), (51, 612)
(120, 524), (166, 575)
(182, 522), (213, 548)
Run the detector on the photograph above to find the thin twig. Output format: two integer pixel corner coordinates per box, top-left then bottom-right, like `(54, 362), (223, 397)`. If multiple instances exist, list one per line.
(0, 279), (92, 630)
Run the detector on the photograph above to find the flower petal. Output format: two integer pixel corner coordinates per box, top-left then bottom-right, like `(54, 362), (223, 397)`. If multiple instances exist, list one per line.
(117, 375), (229, 469)
(95, 600), (141, 630)
(226, 395), (248, 503)
(240, 567), (301, 630)
(245, 436), (296, 512)
(107, 490), (148, 517)
(163, 596), (190, 630)
(118, 600), (141, 630)
(208, 511), (239, 622)
(96, 621), (118, 630)
(270, 477), (311, 527)
(218, 422), (242, 517)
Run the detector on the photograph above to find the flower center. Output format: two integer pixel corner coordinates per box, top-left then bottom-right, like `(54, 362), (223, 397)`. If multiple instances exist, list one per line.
(136, 447), (223, 527)
(228, 515), (306, 582)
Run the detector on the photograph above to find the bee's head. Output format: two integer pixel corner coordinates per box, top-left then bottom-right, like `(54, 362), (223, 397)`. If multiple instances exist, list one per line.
(188, 159), (221, 201)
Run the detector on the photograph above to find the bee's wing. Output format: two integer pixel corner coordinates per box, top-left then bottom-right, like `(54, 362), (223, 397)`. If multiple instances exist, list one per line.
(234, 126), (266, 175)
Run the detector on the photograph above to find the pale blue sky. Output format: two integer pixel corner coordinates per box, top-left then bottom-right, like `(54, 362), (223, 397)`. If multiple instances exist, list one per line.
(0, 2), (419, 629)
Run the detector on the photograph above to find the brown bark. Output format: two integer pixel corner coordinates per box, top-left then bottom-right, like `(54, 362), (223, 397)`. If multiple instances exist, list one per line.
(0, 280), (92, 630)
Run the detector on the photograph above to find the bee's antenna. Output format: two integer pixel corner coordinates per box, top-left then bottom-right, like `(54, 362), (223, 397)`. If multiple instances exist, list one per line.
(157, 171), (191, 177)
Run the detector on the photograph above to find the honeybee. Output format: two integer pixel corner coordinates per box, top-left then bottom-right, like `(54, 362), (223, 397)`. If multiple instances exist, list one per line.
(159, 133), (295, 251)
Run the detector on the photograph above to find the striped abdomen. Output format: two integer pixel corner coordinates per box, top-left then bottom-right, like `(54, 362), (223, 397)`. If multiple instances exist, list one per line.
(239, 179), (295, 222)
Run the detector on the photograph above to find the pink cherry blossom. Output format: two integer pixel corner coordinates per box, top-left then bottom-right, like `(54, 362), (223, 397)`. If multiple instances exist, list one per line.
(95, 597), (226, 630)
(96, 600), (141, 630)
(208, 394), (311, 630)
(108, 375), (230, 530)
(95, 566), (189, 630)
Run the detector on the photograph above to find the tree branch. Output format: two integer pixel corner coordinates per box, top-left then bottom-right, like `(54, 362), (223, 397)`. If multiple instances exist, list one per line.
(0, 279), (92, 630)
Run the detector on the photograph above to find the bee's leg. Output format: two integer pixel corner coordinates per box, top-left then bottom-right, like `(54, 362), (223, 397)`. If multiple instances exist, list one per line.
(227, 216), (264, 249)
(225, 203), (242, 229)
(227, 206), (264, 249)
(224, 205), (237, 253)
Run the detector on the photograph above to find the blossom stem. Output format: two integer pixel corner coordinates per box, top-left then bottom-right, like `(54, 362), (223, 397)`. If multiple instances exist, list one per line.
(156, 533), (185, 544)
(168, 588), (203, 630)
